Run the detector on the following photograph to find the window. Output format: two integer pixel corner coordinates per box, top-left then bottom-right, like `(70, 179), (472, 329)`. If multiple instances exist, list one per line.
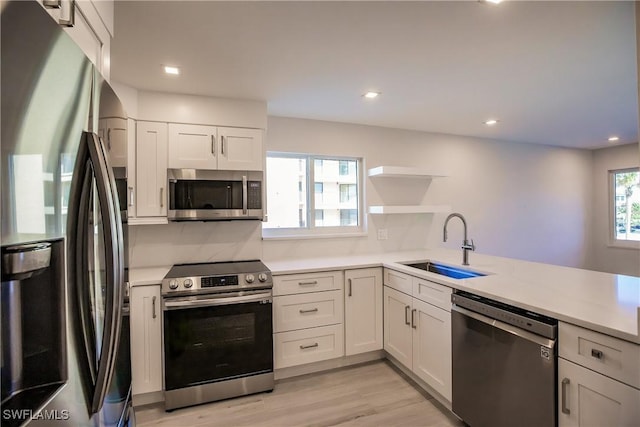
(610, 168), (640, 244)
(264, 153), (363, 237)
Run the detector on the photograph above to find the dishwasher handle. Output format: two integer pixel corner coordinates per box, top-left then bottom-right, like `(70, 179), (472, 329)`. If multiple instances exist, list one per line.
(452, 304), (556, 349)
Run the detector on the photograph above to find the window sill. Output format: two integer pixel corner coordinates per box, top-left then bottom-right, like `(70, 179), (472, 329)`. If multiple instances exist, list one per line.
(607, 240), (640, 250)
(262, 230), (368, 241)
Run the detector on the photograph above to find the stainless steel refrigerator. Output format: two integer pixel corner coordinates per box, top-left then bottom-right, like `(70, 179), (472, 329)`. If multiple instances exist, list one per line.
(1, 1), (133, 426)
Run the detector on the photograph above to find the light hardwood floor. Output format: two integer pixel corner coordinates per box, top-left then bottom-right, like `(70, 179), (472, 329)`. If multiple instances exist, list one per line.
(135, 361), (465, 427)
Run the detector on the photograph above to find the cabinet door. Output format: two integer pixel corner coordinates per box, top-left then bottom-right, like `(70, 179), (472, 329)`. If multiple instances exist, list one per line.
(103, 117), (127, 167)
(217, 127), (263, 171)
(383, 286), (413, 368)
(130, 285), (163, 396)
(126, 118), (136, 218)
(345, 268), (383, 356)
(168, 123), (218, 169)
(558, 358), (640, 427)
(411, 298), (452, 402)
(136, 121), (167, 217)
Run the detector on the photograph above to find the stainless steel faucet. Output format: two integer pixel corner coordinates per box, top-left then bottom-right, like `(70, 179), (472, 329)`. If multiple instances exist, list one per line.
(443, 213), (475, 266)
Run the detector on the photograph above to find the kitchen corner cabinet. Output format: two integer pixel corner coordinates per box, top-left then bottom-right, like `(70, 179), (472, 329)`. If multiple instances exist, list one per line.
(130, 284), (163, 397)
(136, 121), (168, 217)
(367, 166), (450, 215)
(168, 123), (263, 171)
(383, 268), (452, 402)
(557, 322), (640, 426)
(344, 268), (383, 356)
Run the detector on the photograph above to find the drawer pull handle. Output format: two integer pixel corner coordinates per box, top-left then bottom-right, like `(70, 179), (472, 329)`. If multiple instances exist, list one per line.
(591, 349), (604, 360)
(348, 278), (352, 297)
(298, 281), (318, 286)
(299, 308), (319, 314)
(561, 378), (570, 414)
(300, 343), (319, 350)
(411, 309), (417, 329)
(405, 305), (411, 325)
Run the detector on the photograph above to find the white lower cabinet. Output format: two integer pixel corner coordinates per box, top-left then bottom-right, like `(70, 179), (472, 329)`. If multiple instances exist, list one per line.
(274, 324), (344, 369)
(558, 322), (640, 427)
(411, 297), (451, 400)
(273, 271), (344, 370)
(558, 358), (640, 427)
(383, 286), (413, 367)
(383, 268), (452, 403)
(130, 284), (163, 397)
(344, 268), (383, 356)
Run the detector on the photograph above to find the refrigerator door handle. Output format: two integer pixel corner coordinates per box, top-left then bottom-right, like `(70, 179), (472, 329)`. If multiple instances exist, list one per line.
(68, 132), (124, 415)
(86, 131), (124, 414)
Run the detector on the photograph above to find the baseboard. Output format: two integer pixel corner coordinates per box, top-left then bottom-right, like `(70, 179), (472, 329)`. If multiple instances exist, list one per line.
(132, 390), (164, 407)
(384, 352), (452, 412)
(274, 350), (384, 380)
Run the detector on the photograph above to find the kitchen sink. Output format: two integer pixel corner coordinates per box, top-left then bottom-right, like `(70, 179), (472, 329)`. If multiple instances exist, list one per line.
(402, 261), (486, 279)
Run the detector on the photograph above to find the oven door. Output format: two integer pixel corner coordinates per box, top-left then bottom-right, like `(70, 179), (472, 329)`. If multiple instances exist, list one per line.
(162, 291), (273, 392)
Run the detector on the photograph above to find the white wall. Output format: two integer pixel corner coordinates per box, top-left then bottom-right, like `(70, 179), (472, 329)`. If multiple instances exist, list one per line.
(263, 116), (594, 269)
(128, 221), (262, 268)
(591, 143), (640, 276)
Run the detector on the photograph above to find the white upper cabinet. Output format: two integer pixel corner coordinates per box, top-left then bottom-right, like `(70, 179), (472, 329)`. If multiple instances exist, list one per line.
(136, 121), (168, 218)
(217, 127), (263, 171)
(42, 0), (113, 79)
(99, 117), (127, 167)
(168, 124), (218, 170)
(168, 123), (263, 171)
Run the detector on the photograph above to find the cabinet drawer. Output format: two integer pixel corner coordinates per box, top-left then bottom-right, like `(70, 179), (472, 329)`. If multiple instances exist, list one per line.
(274, 324), (344, 369)
(273, 271), (343, 296)
(559, 322), (640, 389)
(384, 268), (412, 295)
(412, 277), (452, 311)
(273, 290), (343, 333)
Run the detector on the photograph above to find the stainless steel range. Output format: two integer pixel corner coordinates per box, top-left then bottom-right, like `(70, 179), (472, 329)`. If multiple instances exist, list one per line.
(161, 260), (273, 411)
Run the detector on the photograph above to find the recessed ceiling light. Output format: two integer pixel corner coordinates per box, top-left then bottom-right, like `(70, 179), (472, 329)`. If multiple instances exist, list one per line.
(485, 0), (503, 4)
(363, 91), (380, 99)
(608, 136), (620, 142)
(484, 119), (499, 126)
(164, 65), (180, 75)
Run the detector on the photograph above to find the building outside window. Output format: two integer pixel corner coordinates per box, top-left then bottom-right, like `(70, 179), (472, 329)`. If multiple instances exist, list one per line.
(264, 153), (362, 237)
(611, 168), (640, 242)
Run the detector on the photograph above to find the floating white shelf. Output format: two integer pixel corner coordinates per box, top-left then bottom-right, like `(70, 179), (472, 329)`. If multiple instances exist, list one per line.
(368, 205), (451, 215)
(367, 166), (447, 179)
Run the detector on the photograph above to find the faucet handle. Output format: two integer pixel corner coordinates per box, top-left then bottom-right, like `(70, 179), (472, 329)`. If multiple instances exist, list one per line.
(462, 239), (476, 251)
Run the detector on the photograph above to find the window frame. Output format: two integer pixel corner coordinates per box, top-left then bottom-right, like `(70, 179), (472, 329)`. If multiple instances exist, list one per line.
(263, 152), (366, 239)
(608, 167), (640, 250)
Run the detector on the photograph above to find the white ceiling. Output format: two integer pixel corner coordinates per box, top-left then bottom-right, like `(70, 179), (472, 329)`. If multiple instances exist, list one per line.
(111, 1), (638, 150)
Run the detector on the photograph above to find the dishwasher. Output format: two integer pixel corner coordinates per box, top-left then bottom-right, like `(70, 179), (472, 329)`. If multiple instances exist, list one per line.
(451, 291), (558, 427)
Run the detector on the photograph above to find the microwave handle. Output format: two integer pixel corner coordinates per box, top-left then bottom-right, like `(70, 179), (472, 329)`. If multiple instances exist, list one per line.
(242, 175), (248, 215)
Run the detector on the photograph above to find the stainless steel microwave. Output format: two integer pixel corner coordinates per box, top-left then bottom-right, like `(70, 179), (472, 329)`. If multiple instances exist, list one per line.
(167, 169), (263, 221)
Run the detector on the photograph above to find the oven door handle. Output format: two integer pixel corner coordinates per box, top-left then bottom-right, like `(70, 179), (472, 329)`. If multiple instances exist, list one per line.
(163, 292), (273, 310)
(452, 305), (555, 348)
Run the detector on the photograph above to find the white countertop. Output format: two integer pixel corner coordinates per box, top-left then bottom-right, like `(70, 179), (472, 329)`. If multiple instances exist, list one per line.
(265, 249), (640, 344)
(128, 249), (640, 344)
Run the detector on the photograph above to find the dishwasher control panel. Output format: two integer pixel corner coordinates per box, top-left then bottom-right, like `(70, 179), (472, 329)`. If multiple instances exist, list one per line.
(452, 291), (557, 339)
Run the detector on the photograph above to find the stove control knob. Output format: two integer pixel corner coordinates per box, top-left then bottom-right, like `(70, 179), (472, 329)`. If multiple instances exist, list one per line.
(245, 274), (255, 284)
(258, 273), (268, 282)
(184, 278), (193, 288)
(169, 280), (179, 290)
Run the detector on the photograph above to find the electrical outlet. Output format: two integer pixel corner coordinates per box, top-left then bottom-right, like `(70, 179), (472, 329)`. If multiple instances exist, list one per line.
(377, 229), (388, 240)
